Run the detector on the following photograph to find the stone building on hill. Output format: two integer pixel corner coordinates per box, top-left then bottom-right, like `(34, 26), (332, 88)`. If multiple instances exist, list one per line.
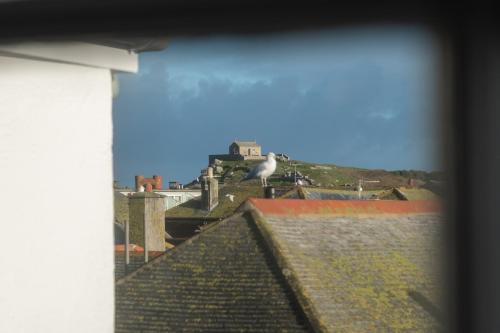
(209, 140), (265, 164)
(229, 140), (262, 158)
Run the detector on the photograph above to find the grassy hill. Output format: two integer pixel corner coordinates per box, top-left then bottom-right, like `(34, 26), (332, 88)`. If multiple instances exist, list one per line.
(166, 159), (437, 218)
(217, 159), (417, 189)
(115, 159), (440, 222)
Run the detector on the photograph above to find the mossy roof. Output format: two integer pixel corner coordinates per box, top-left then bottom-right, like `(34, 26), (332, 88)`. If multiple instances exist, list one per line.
(115, 251), (164, 281)
(246, 199), (444, 332)
(117, 199), (443, 332)
(115, 213), (311, 332)
(280, 187), (407, 201)
(300, 187), (384, 200)
(396, 187), (440, 200)
(164, 183), (269, 218)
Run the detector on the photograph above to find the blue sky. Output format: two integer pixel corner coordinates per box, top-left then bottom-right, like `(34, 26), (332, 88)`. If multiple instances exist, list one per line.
(113, 26), (439, 186)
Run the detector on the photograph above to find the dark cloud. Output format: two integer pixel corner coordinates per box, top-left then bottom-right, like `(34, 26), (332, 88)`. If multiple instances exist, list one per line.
(113, 27), (439, 186)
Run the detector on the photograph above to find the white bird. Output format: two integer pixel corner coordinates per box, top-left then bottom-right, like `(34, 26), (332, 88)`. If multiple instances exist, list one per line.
(138, 185), (145, 192)
(242, 152), (277, 187)
(226, 194), (235, 202)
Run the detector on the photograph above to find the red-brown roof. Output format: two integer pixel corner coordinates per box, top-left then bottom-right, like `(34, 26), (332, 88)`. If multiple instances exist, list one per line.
(248, 198), (441, 216)
(115, 244), (144, 252)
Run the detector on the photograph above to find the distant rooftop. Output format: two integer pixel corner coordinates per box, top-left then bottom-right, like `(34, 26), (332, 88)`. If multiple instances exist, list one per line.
(281, 186), (385, 200)
(395, 187), (439, 200)
(232, 140), (260, 147)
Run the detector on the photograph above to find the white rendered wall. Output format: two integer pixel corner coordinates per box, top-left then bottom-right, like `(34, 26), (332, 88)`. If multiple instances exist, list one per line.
(0, 56), (114, 332)
(119, 190), (202, 210)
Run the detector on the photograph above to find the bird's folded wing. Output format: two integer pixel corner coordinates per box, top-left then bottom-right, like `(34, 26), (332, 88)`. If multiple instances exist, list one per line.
(243, 162), (267, 180)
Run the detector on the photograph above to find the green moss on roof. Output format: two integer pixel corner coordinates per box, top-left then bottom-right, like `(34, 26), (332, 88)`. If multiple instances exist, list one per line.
(397, 188), (439, 200)
(301, 187), (384, 200)
(378, 189), (401, 200)
(165, 183), (284, 219)
(164, 197), (206, 218)
(115, 214), (311, 332)
(255, 213), (443, 332)
(207, 184), (266, 217)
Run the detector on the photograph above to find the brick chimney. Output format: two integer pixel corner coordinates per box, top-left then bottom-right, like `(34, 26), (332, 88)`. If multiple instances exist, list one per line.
(135, 175), (163, 192)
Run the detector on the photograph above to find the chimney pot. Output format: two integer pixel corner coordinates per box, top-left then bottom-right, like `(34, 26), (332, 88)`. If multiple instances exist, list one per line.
(264, 186), (275, 199)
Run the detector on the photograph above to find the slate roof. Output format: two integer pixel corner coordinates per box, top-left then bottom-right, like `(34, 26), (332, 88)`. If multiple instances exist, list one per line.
(232, 140), (260, 147)
(395, 187), (439, 200)
(282, 187), (384, 200)
(115, 213), (311, 332)
(245, 199), (443, 332)
(115, 249), (165, 280)
(301, 188), (382, 200)
(116, 199), (442, 332)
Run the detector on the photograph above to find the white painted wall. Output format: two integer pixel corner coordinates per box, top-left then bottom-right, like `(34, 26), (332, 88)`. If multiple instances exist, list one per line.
(0, 45), (136, 333)
(119, 190), (202, 210)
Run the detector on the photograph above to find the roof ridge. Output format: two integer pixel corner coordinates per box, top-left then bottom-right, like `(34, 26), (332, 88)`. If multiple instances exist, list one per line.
(244, 206), (328, 333)
(115, 213), (245, 285)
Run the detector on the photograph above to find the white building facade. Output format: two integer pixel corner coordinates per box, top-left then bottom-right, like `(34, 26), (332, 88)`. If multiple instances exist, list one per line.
(0, 42), (138, 333)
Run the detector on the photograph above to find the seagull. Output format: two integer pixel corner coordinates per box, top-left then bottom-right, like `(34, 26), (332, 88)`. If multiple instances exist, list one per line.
(225, 194), (235, 202)
(138, 185), (145, 192)
(241, 152), (277, 187)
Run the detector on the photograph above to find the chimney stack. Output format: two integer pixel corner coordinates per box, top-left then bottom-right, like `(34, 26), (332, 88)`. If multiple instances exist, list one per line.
(129, 192), (165, 262)
(201, 167), (219, 211)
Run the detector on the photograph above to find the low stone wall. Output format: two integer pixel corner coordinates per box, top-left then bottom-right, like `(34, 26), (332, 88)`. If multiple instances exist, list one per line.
(208, 154), (244, 164)
(209, 154), (266, 164)
(243, 155), (266, 161)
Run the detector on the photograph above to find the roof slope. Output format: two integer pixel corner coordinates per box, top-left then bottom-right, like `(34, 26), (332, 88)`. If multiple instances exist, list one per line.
(232, 140), (260, 147)
(396, 187), (439, 200)
(299, 187), (383, 200)
(246, 199), (443, 332)
(115, 213), (310, 333)
(165, 184), (266, 218)
(115, 250), (165, 280)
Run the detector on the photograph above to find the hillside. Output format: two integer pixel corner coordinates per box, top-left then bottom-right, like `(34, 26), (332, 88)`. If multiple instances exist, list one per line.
(215, 159), (417, 189)
(166, 159), (436, 218)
